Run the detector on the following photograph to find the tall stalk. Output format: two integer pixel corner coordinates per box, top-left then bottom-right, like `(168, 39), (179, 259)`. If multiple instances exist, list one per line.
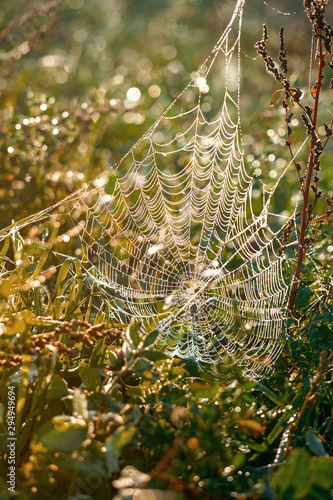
(288, 35), (324, 315)
(255, 0), (333, 318)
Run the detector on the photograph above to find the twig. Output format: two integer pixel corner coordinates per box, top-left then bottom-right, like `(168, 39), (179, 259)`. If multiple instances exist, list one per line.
(149, 438), (217, 500)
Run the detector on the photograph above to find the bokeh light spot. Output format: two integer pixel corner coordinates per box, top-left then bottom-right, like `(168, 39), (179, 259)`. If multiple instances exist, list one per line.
(126, 87), (141, 102)
(148, 85), (161, 98)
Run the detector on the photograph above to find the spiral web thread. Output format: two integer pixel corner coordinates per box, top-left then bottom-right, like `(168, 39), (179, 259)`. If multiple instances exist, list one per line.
(3, 0), (297, 378)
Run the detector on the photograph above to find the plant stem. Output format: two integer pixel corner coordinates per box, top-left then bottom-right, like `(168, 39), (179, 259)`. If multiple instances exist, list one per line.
(288, 36), (324, 317)
(283, 350), (333, 459)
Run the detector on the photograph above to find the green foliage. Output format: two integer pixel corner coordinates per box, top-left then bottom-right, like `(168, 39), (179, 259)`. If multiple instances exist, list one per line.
(0, 262), (332, 499)
(271, 450), (333, 499)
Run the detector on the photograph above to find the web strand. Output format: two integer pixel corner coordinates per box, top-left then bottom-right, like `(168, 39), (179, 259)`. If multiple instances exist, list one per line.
(1, 0), (303, 379)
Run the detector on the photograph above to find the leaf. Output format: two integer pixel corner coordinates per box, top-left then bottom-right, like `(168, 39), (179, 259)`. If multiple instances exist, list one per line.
(54, 259), (73, 298)
(4, 310), (33, 337)
(90, 337), (106, 368)
(16, 354), (31, 430)
(182, 358), (199, 377)
(129, 321), (141, 347)
(237, 419), (266, 436)
(317, 325), (333, 343)
(189, 382), (219, 398)
(105, 174), (117, 195)
(142, 370), (154, 380)
(65, 259), (83, 318)
(271, 449), (312, 499)
(256, 382), (284, 406)
(32, 224), (59, 280)
(232, 452), (246, 470)
(0, 237), (10, 263)
(244, 439), (268, 453)
(262, 380), (309, 452)
(133, 358), (152, 377)
(296, 286), (312, 308)
(46, 375), (68, 399)
(85, 280), (95, 323)
(80, 366), (101, 391)
(239, 392), (256, 404)
(142, 329), (159, 348)
(311, 457), (333, 489)
(0, 277), (14, 299)
(37, 416), (88, 453)
(306, 429), (328, 457)
(141, 350), (170, 361)
(242, 381), (257, 391)
(104, 425), (136, 474)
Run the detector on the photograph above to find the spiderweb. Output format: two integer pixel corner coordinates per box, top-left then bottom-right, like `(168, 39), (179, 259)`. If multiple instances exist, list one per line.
(2, 0), (296, 378)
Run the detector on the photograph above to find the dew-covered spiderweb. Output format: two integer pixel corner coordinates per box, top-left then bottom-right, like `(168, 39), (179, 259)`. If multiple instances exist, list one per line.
(2, 0), (300, 378)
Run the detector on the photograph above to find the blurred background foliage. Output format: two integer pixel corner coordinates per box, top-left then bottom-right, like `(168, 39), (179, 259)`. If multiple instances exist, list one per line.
(1, 0), (332, 227)
(0, 0), (333, 499)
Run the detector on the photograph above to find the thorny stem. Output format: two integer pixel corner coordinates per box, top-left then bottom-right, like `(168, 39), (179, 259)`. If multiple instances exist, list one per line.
(288, 36), (324, 315)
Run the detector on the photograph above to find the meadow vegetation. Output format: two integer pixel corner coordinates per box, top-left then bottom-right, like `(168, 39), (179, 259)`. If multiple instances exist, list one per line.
(0, 1), (333, 499)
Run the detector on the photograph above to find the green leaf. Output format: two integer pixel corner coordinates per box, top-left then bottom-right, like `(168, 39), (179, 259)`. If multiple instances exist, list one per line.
(80, 366), (101, 391)
(46, 375), (68, 399)
(262, 381), (309, 452)
(0, 237), (10, 263)
(129, 321), (141, 347)
(104, 425), (136, 474)
(311, 457), (333, 489)
(317, 325), (333, 343)
(242, 381), (257, 391)
(239, 392), (256, 404)
(142, 329), (159, 348)
(189, 382), (219, 398)
(133, 358), (152, 377)
(32, 224), (59, 280)
(307, 430), (328, 457)
(271, 449), (312, 499)
(296, 286), (312, 308)
(105, 174), (117, 195)
(16, 354), (31, 430)
(244, 439), (267, 453)
(141, 350), (170, 361)
(37, 416), (88, 453)
(90, 337), (106, 368)
(232, 452), (246, 470)
(183, 358), (198, 377)
(54, 259), (73, 298)
(256, 382), (284, 406)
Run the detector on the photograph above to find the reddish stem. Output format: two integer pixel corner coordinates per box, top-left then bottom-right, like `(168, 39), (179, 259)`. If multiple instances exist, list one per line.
(288, 36), (324, 316)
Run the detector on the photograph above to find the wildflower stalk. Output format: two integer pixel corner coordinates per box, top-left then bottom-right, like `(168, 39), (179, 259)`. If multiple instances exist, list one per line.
(255, 0), (333, 318)
(287, 35), (324, 315)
